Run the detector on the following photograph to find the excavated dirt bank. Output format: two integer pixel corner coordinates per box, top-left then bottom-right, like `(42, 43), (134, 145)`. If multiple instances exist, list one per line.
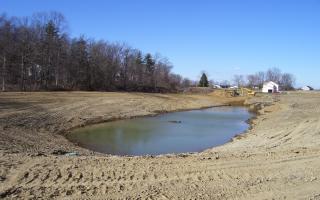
(1, 91), (320, 199)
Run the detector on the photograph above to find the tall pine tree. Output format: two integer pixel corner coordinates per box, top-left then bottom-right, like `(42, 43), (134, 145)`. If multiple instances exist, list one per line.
(198, 73), (209, 87)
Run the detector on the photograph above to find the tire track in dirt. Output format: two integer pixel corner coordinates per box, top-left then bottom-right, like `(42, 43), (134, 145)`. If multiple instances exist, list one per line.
(1, 92), (320, 199)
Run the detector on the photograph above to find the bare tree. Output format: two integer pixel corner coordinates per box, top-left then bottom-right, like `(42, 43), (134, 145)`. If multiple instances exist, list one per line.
(181, 78), (192, 88)
(246, 74), (258, 88)
(280, 73), (295, 90)
(209, 79), (215, 87)
(0, 12), (188, 93)
(266, 67), (282, 83)
(233, 75), (245, 87)
(169, 73), (182, 91)
(0, 14), (13, 91)
(220, 80), (230, 88)
(255, 71), (265, 88)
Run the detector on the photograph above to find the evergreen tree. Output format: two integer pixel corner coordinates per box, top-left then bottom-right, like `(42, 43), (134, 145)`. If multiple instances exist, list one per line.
(198, 73), (209, 87)
(144, 53), (155, 87)
(144, 53), (155, 73)
(135, 51), (143, 65)
(135, 51), (144, 85)
(42, 20), (60, 88)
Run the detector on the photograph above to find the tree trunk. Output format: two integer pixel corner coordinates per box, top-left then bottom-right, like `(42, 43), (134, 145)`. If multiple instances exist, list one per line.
(55, 51), (60, 87)
(21, 55), (25, 91)
(46, 56), (51, 89)
(2, 56), (6, 92)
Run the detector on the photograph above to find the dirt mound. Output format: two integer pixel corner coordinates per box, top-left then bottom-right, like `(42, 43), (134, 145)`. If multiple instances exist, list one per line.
(183, 87), (215, 94)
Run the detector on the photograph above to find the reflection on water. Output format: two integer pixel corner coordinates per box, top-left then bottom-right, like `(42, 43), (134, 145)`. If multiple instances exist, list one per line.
(68, 107), (253, 156)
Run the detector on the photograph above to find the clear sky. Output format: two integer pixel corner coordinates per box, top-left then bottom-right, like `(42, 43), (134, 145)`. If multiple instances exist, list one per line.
(1, 0), (319, 88)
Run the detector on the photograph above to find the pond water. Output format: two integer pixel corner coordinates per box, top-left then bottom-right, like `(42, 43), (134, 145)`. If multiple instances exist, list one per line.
(68, 107), (253, 156)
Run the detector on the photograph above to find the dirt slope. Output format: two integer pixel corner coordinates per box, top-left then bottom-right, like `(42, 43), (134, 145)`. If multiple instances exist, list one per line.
(0, 92), (236, 154)
(1, 91), (320, 199)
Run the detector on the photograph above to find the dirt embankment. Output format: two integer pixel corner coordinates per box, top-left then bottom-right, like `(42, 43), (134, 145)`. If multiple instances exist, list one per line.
(0, 92), (245, 154)
(1, 91), (320, 199)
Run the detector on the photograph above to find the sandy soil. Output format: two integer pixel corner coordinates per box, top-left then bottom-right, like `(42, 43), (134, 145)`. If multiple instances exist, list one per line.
(1, 91), (320, 199)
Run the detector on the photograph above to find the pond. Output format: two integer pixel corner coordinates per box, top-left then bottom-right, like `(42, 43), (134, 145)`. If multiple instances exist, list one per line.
(67, 106), (253, 156)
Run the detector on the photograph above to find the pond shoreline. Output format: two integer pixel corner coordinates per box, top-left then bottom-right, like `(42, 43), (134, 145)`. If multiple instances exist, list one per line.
(63, 104), (231, 136)
(62, 98), (247, 137)
(67, 106), (254, 156)
(0, 92), (248, 155)
(63, 95), (262, 158)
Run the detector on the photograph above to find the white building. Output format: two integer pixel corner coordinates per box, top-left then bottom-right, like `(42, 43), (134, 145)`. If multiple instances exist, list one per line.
(301, 86), (314, 91)
(262, 81), (279, 93)
(229, 85), (239, 89)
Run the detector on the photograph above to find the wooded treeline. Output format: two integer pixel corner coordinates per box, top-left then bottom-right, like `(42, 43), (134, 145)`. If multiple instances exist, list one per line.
(0, 12), (185, 92)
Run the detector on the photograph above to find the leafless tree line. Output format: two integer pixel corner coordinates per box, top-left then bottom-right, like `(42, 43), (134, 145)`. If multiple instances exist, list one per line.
(0, 12), (185, 92)
(233, 67), (296, 90)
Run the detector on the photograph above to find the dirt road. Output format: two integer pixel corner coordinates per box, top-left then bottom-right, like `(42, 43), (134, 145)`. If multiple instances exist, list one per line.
(1, 91), (320, 199)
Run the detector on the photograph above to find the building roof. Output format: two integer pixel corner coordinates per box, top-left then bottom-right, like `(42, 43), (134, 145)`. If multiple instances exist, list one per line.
(263, 81), (279, 87)
(302, 86), (313, 90)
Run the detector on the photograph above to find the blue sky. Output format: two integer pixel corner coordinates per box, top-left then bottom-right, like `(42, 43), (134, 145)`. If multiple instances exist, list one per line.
(1, 0), (319, 88)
